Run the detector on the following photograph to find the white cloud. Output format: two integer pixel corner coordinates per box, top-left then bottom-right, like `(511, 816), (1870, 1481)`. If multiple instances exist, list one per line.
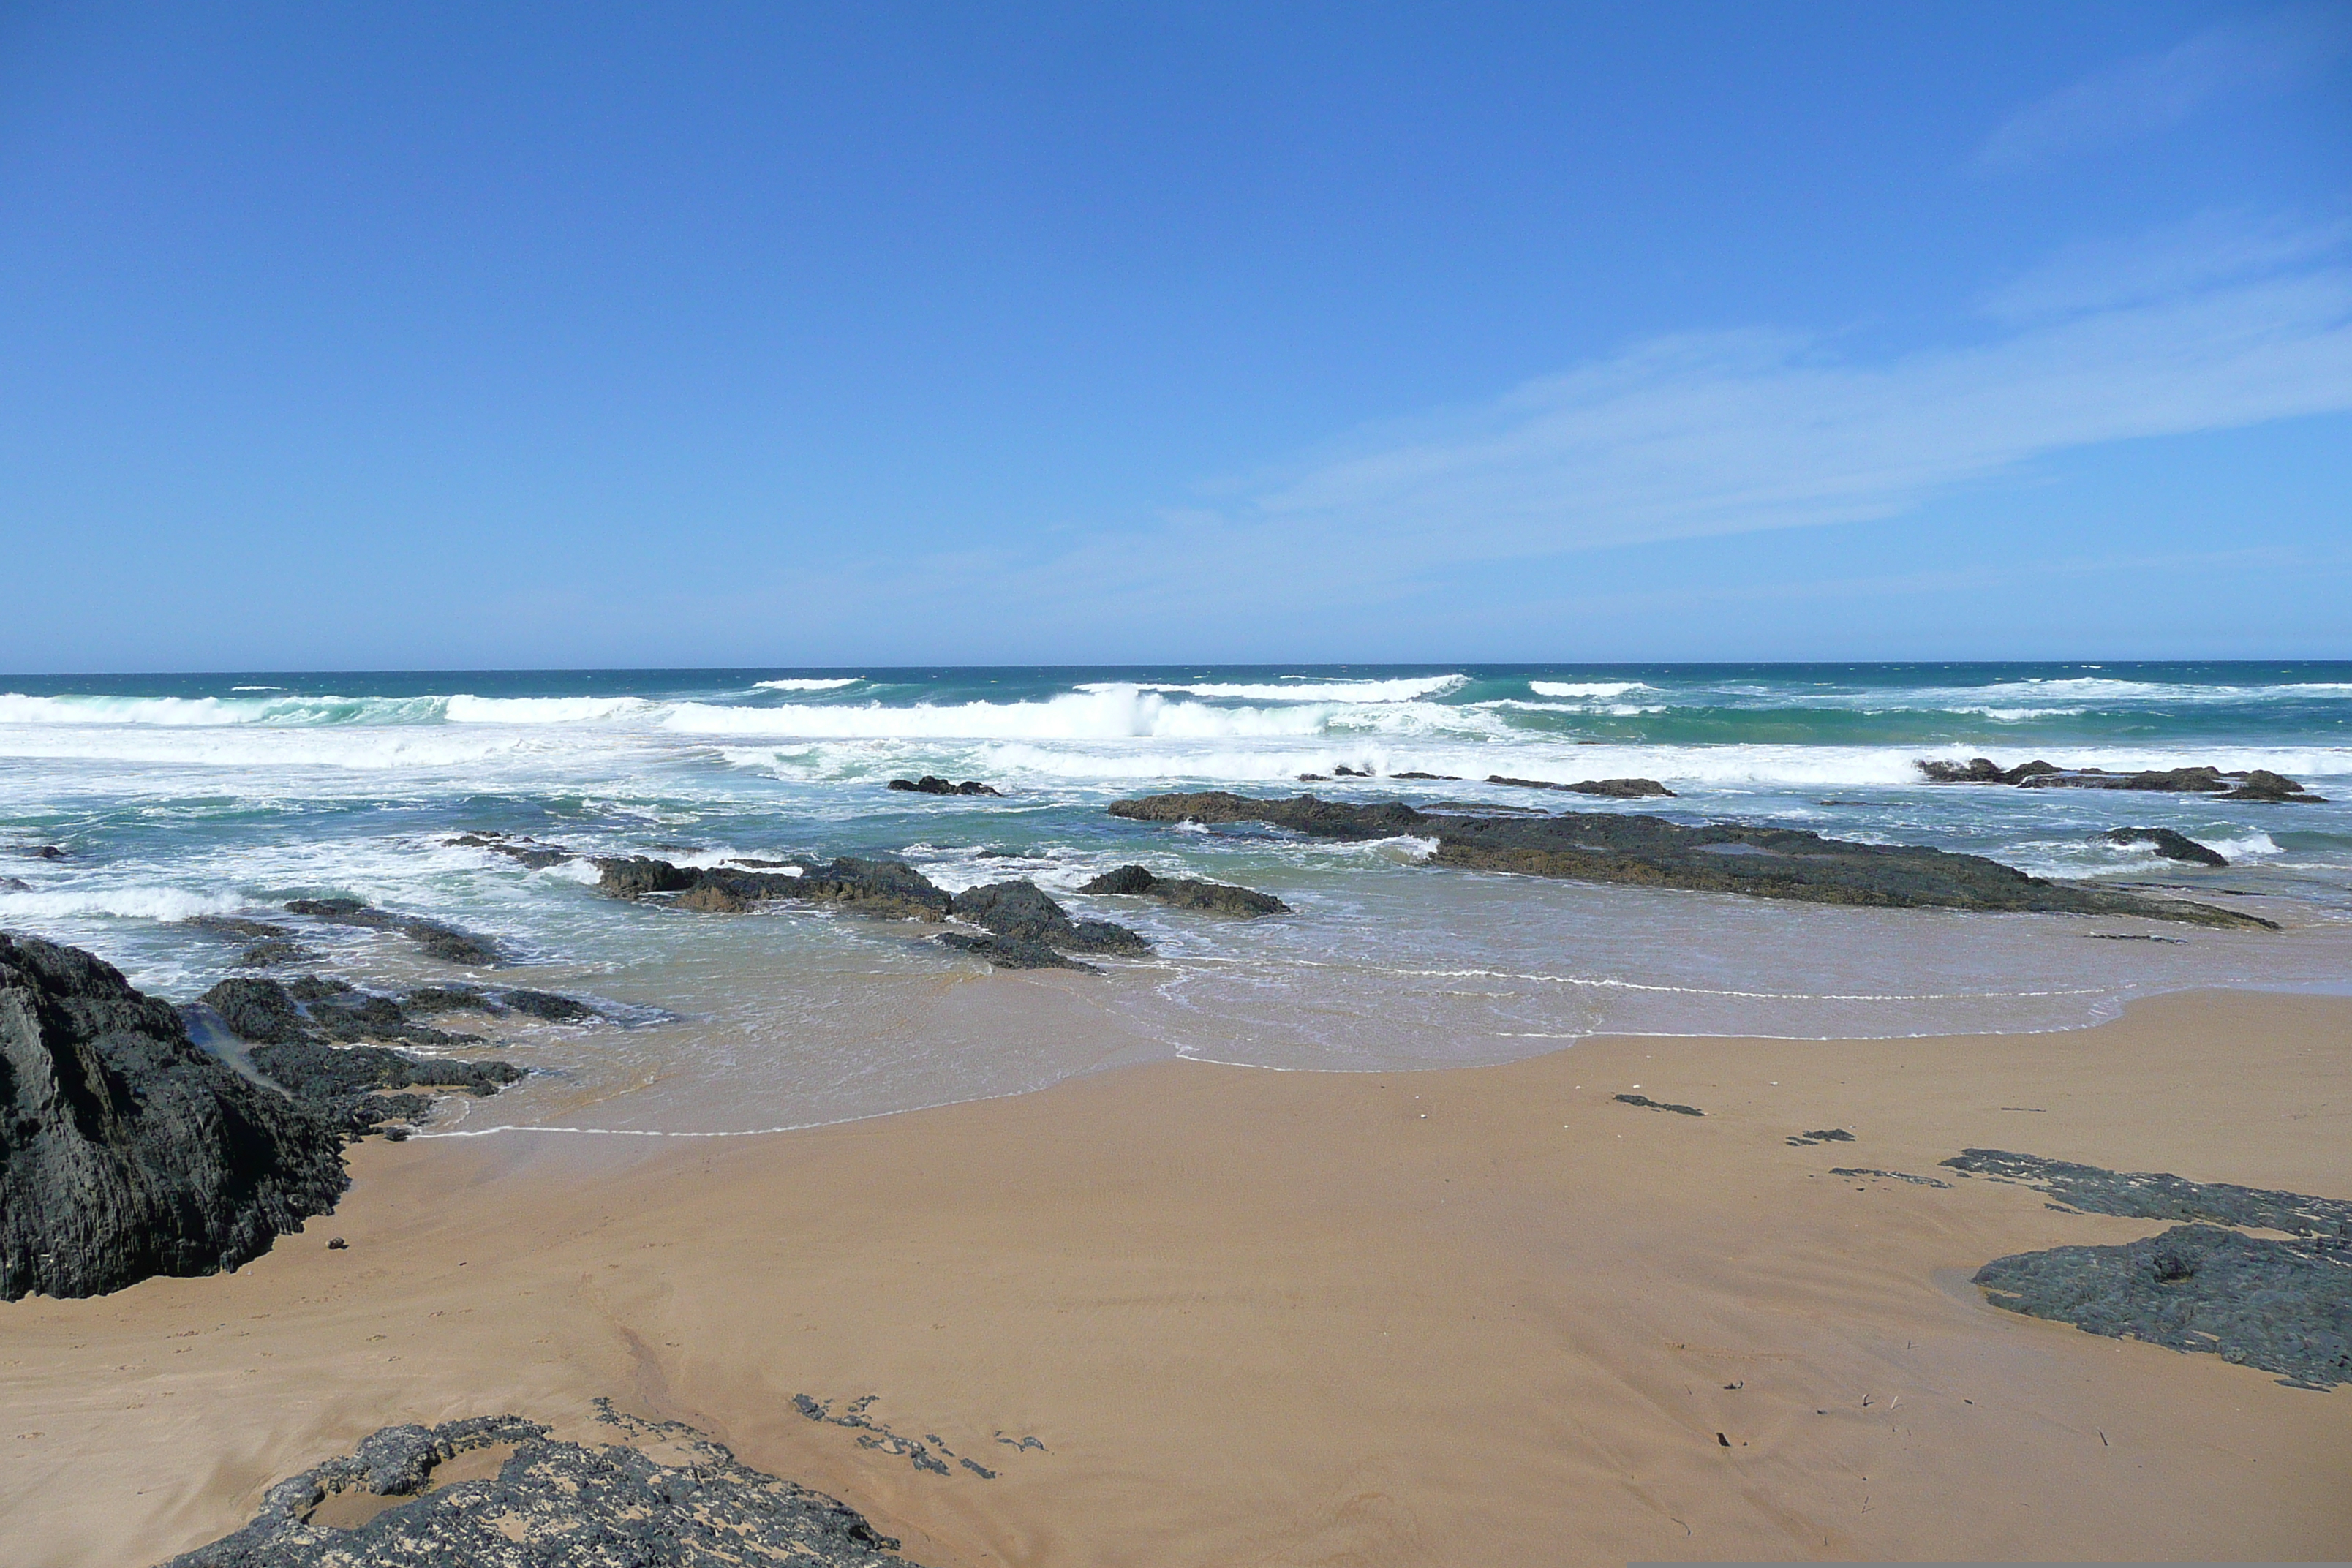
(1975, 4), (2349, 171)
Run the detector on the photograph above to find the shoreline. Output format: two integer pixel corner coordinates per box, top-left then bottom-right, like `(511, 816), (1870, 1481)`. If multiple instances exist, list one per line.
(4, 987), (2349, 1564)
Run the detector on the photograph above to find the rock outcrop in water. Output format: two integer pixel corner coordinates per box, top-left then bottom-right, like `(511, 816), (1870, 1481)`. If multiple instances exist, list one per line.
(1949, 1150), (2351, 1388)
(167, 1405), (921, 1567)
(1920, 758), (2326, 802)
(1105, 792), (2273, 928)
(889, 776), (1003, 796)
(197, 976), (530, 1138)
(2101, 827), (2228, 867)
(1486, 775), (1677, 799)
(443, 831), (577, 870)
(0, 933), (348, 1302)
(595, 856), (955, 920)
(948, 880), (1150, 959)
(283, 899), (506, 966)
(1077, 864), (1289, 916)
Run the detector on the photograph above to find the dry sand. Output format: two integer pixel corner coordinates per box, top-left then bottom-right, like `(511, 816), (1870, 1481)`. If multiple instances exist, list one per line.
(4, 988), (2348, 1565)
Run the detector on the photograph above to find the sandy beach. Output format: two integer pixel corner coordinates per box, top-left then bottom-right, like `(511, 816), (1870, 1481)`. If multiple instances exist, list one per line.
(4, 987), (2348, 1565)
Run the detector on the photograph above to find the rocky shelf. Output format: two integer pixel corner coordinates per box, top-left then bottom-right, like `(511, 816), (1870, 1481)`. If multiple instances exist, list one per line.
(1104, 792), (2274, 928)
(1918, 758), (2326, 802)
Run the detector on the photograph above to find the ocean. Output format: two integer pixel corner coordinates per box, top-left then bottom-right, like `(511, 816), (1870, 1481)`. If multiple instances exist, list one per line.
(4, 662), (2348, 1134)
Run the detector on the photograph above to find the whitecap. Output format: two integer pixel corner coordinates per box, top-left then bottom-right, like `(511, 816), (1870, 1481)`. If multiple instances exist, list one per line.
(1528, 680), (1649, 698)
(753, 677), (864, 692)
(1077, 674), (1468, 703)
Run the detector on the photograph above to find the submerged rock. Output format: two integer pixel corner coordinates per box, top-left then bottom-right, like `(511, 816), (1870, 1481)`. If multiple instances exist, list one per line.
(166, 1406), (921, 1567)
(1, 933), (347, 1301)
(443, 831), (576, 870)
(1106, 792), (2272, 929)
(1077, 864), (1289, 916)
(889, 776), (1003, 796)
(284, 899), (505, 967)
(2101, 827), (2228, 867)
(935, 930), (1094, 971)
(1920, 758), (2325, 802)
(950, 880), (1149, 956)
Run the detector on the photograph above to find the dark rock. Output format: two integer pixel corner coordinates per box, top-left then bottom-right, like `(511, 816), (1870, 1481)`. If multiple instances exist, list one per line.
(197, 976), (526, 1138)
(889, 776), (1003, 796)
(1487, 775), (1676, 798)
(1333, 765), (1371, 777)
(2102, 828), (2228, 867)
(235, 940), (318, 969)
(935, 931), (1093, 971)
(1295, 774), (1329, 783)
(1106, 792), (2273, 929)
(496, 989), (598, 1024)
(1974, 1224), (2349, 1388)
(1077, 864), (1289, 916)
(1, 875), (30, 892)
(1939, 1150), (2352, 1237)
(1391, 772), (1459, 781)
(1923, 758), (2323, 802)
(677, 883), (754, 913)
(595, 856), (953, 921)
(165, 1406), (921, 1567)
(443, 832), (576, 869)
(326, 1237), (347, 1251)
(0, 933), (347, 1302)
(1786, 1128), (1857, 1146)
(186, 916), (295, 941)
(13, 845), (69, 860)
(1616, 1093), (1704, 1117)
(283, 900), (504, 967)
(949, 880), (1148, 956)
(1829, 1166), (1950, 1188)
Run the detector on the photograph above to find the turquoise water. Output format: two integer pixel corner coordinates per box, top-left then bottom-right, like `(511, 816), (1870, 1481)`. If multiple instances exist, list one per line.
(4, 663), (2347, 1132)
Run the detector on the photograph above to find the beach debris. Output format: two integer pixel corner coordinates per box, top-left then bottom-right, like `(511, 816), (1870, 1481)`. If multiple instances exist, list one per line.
(1487, 775), (1676, 798)
(1, 934), (347, 1303)
(1077, 864), (1289, 916)
(1615, 1093), (1705, 1117)
(1786, 1128), (1856, 1146)
(889, 775), (1003, 796)
(1829, 1168), (1951, 1188)
(2099, 828), (2228, 867)
(1918, 758), (2324, 802)
(166, 1405), (921, 1565)
(1105, 792), (2274, 928)
(283, 897), (505, 967)
(1954, 1151), (2352, 1388)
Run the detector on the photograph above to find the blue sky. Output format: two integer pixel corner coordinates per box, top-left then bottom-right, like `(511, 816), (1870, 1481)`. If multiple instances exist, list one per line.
(1, 2), (2347, 670)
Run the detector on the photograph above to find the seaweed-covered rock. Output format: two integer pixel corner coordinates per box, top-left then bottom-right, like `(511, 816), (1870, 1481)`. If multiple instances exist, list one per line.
(1107, 793), (2272, 929)
(283, 899), (505, 967)
(166, 1406), (920, 1567)
(949, 880), (1148, 956)
(0, 933), (347, 1301)
(1077, 865), (1289, 916)
(2101, 828), (2228, 867)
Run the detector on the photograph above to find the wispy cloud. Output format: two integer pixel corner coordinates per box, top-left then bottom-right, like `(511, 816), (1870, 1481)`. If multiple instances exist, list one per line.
(1975, 3), (2349, 172)
(1213, 222), (2350, 576)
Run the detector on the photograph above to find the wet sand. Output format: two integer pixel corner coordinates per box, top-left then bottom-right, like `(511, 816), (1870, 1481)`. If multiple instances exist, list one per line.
(4, 989), (2348, 1565)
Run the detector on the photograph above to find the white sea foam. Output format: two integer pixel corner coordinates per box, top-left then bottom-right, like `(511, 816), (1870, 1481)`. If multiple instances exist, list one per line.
(1077, 674), (1468, 703)
(443, 694), (654, 724)
(0, 885), (244, 921)
(1528, 680), (1649, 698)
(752, 677), (864, 691)
(668, 690), (1354, 742)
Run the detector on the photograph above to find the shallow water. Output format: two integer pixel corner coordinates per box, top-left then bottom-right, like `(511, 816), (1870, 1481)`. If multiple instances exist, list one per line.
(3, 662), (2347, 1134)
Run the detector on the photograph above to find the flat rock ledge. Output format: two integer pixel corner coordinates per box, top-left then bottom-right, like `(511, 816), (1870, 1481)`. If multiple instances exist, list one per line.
(1950, 1150), (2351, 1389)
(1919, 758), (2325, 802)
(1077, 864), (1289, 916)
(1105, 792), (2272, 929)
(1, 933), (347, 1302)
(165, 1406), (921, 1567)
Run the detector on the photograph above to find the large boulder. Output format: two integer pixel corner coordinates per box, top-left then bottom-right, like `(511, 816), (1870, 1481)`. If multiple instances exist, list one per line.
(2101, 828), (2228, 867)
(949, 881), (1148, 956)
(0, 933), (347, 1301)
(1077, 865), (1289, 916)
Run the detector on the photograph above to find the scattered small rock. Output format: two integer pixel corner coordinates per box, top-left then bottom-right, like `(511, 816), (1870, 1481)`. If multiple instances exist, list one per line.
(1787, 1128), (1856, 1146)
(327, 1237), (348, 1251)
(889, 777), (1003, 796)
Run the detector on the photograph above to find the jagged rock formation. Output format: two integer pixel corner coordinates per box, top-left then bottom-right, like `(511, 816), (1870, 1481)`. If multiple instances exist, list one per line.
(0, 933), (347, 1302)
(2101, 827), (2228, 867)
(443, 831), (576, 870)
(1486, 775), (1677, 798)
(1920, 758), (2325, 802)
(1950, 1151), (2351, 1389)
(1077, 864), (1289, 916)
(197, 976), (529, 1139)
(1106, 792), (2273, 928)
(282, 899), (505, 965)
(184, 916), (320, 970)
(889, 776), (1003, 796)
(595, 856), (954, 920)
(166, 1406), (921, 1567)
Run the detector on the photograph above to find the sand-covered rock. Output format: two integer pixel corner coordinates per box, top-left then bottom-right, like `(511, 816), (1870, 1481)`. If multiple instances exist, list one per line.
(0, 933), (347, 1301)
(1107, 792), (2273, 928)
